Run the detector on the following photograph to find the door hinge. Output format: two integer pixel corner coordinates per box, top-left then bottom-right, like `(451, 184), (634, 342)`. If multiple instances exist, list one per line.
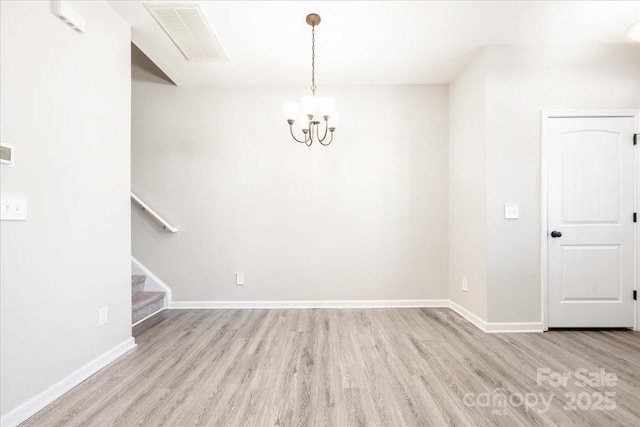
(635, 134), (638, 145)
(634, 290), (637, 301)
(634, 213), (637, 223)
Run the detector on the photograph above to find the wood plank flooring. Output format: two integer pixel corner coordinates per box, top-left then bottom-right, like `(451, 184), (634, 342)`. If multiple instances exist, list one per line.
(22, 308), (640, 426)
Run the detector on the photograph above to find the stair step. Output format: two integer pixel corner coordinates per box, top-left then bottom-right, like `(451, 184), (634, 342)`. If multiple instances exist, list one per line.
(132, 291), (165, 324)
(131, 275), (146, 294)
(132, 291), (164, 311)
(132, 275), (146, 285)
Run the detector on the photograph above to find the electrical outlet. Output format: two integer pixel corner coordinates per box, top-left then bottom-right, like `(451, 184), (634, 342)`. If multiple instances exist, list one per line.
(504, 203), (519, 219)
(462, 277), (468, 292)
(98, 307), (108, 326)
(236, 272), (245, 286)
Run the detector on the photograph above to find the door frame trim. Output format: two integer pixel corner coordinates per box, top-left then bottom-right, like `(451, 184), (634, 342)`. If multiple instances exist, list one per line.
(540, 110), (640, 331)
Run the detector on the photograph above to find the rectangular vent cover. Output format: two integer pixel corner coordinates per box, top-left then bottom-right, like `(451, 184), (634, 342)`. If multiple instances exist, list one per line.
(145, 4), (228, 61)
(0, 143), (15, 167)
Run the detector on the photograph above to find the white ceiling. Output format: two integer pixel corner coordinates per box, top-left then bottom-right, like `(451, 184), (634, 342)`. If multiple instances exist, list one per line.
(109, 0), (640, 86)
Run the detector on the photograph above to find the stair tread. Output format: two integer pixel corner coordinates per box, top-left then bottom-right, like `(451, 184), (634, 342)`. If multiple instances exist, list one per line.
(132, 275), (147, 286)
(132, 291), (165, 311)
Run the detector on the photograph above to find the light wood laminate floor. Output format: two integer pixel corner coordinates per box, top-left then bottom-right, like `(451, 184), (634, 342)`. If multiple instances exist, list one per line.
(22, 308), (640, 426)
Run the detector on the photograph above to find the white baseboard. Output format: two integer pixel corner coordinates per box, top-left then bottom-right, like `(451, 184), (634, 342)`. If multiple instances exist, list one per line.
(449, 300), (488, 332)
(0, 338), (136, 427)
(129, 260), (545, 333)
(131, 256), (172, 306)
(130, 260), (543, 332)
(169, 299), (450, 309)
(168, 299), (542, 332)
(449, 300), (542, 333)
(485, 322), (544, 333)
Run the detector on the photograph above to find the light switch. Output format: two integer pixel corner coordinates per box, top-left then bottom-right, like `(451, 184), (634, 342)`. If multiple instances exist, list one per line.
(1, 195), (27, 220)
(1, 194), (27, 221)
(504, 203), (519, 219)
(236, 272), (245, 285)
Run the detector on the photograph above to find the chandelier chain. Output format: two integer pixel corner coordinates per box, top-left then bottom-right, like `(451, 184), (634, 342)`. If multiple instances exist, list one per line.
(311, 24), (316, 95)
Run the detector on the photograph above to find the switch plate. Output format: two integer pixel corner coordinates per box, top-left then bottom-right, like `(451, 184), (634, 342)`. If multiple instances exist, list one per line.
(236, 272), (245, 285)
(462, 277), (468, 292)
(1, 194), (27, 221)
(504, 203), (519, 219)
(98, 307), (108, 326)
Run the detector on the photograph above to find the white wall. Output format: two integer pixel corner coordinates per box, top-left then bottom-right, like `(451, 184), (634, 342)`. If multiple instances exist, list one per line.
(133, 43), (639, 323)
(448, 44), (640, 326)
(0, 1), (131, 416)
(448, 50), (489, 320)
(131, 78), (449, 302)
(483, 45), (640, 323)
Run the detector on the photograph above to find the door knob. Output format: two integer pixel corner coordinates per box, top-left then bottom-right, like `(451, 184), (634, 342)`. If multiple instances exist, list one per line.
(550, 231), (562, 238)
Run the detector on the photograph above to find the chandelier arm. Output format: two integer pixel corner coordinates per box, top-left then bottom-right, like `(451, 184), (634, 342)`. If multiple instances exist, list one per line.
(289, 124), (310, 144)
(308, 123), (317, 146)
(303, 126), (313, 145)
(318, 119), (329, 142)
(318, 131), (334, 146)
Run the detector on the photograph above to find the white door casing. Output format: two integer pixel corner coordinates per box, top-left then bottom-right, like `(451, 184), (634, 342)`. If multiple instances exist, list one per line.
(545, 114), (636, 328)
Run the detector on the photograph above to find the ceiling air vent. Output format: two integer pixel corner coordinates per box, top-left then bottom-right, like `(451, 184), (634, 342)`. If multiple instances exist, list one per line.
(145, 4), (228, 61)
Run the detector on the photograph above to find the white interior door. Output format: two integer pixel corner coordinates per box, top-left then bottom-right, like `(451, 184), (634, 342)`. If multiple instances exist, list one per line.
(547, 116), (635, 328)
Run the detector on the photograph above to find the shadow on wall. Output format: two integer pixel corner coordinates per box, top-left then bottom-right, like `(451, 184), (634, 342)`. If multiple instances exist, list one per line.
(131, 43), (175, 85)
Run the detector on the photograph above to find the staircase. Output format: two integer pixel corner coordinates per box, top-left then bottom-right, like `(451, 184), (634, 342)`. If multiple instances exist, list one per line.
(132, 275), (165, 324)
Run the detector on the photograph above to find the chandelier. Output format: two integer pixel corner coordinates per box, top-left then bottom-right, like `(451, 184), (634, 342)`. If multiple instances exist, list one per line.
(283, 13), (338, 146)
